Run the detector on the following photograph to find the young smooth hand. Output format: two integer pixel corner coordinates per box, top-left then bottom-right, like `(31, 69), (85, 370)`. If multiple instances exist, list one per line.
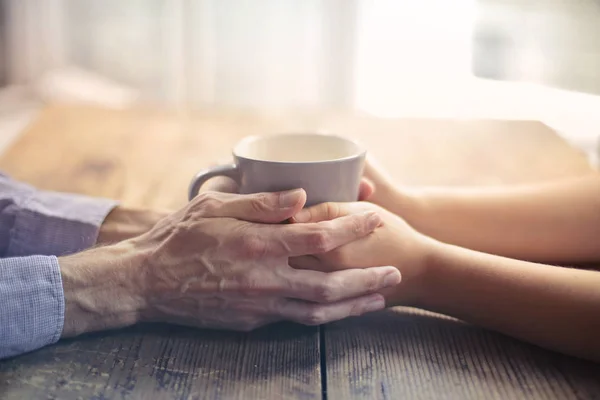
(290, 201), (437, 307)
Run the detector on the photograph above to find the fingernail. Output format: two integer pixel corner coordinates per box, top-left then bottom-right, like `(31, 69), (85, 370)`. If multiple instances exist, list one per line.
(365, 211), (382, 230)
(383, 270), (401, 287)
(293, 208), (311, 223)
(279, 189), (304, 208)
(363, 296), (385, 313)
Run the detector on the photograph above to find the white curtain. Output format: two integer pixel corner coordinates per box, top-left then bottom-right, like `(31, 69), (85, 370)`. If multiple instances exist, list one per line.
(3, 0), (480, 113)
(4, 0), (360, 110)
(0, 1), (5, 86)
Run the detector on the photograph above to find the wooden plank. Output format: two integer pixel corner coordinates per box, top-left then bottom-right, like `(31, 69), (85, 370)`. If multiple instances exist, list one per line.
(323, 309), (600, 400)
(0, 323), (321, 400)
(321, 114), (600, 399)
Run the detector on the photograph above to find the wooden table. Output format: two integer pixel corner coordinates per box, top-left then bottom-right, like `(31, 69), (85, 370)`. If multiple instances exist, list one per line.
(1, 104), (599, 399)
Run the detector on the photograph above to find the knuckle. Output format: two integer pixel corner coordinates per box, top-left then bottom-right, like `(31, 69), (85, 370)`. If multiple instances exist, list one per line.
(192, 192), (223, 216)
(325, 202), (341, 220)
(250, 193), (276, 214)
(315, 277), (342, 302)
(303, 307), (328, 326)
(364, 270), (381, 291)
(240, 235), (269, 259)
(306, 230), (332, 254)
(171, 221), (193, 240)
(349, 215), (365, 235)
(349, 300), (366, 317)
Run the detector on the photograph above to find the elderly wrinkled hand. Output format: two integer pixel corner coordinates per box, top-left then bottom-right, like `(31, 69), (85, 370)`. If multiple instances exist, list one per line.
(59, 189), (401, 336)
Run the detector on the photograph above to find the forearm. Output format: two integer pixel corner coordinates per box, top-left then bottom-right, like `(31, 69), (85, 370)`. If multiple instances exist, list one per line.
(392, 174), (600, 262)
(59, 241), (147, 337)
(415, 242), (600, 361)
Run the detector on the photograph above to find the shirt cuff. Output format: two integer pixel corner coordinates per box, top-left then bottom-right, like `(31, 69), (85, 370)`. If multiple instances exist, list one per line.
(7, 190), (118, 257)
(0, 255), (64, 359)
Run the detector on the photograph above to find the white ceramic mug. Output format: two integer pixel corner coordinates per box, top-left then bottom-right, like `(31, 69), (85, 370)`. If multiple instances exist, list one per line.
(189, 133), (366, 207)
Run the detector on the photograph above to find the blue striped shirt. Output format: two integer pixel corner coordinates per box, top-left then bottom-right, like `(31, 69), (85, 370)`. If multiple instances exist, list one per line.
(0, 173), (116, 359)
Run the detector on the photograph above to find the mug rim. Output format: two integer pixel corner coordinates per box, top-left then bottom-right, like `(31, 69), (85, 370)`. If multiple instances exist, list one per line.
(232, 132), (366, 164)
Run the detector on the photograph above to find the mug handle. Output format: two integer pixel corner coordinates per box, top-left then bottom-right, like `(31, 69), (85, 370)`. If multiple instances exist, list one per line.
(188, 164), (240, 201)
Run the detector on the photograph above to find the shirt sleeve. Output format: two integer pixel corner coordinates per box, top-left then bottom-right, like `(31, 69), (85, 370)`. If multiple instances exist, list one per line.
(0, 173), (118, 257)
(0, 255), (64, 359)
(0, 174), (118, 358)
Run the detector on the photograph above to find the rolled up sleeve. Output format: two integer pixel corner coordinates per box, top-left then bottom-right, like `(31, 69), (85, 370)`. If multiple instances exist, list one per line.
(0, 173), (118, 358)
(0, 173), (117, 257)
(0, 256), (64, 359)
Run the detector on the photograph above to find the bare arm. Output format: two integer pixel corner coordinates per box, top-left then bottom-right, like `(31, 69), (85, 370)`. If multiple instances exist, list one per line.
(420, 242), (600, 361)
(366, 159), (600, 263)
(293, 201), (600, 362)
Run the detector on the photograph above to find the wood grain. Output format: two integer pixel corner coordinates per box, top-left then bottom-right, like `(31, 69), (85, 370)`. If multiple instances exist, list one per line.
(319, 114), (600, 399)
(323, 309), (600, 400)
(0, 104), (597, 399)
(0, 323), (321, 400)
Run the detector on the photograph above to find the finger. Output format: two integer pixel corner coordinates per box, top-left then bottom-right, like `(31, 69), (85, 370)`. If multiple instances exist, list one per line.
(358, 178), (375, 201)
(292, 202), (344, 224)
(199, 176), (239, 194)
(194, 189), (307, 223)
(292, 202), (340, 224)
(279, 293), (385, 326)
(281, 265), (401, 303)
(272, 211), (381, 257)
(292, 201), (371, 224)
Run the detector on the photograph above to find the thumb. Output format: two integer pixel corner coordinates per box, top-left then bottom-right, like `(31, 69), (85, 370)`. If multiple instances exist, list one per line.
(292, 201), (372, 224)
(292, 202), (347, 224)
(199, 189), (307, 223)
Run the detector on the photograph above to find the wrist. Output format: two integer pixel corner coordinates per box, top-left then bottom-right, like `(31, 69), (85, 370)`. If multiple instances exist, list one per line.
(59, 240), (149, 337)
(414, 240), (461, 311)
(382, 233), (442, 308)
(97, 206), (168, 245)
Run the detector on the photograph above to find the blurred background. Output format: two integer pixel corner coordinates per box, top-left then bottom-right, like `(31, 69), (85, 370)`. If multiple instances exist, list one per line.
(0, 0), (599, 162)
